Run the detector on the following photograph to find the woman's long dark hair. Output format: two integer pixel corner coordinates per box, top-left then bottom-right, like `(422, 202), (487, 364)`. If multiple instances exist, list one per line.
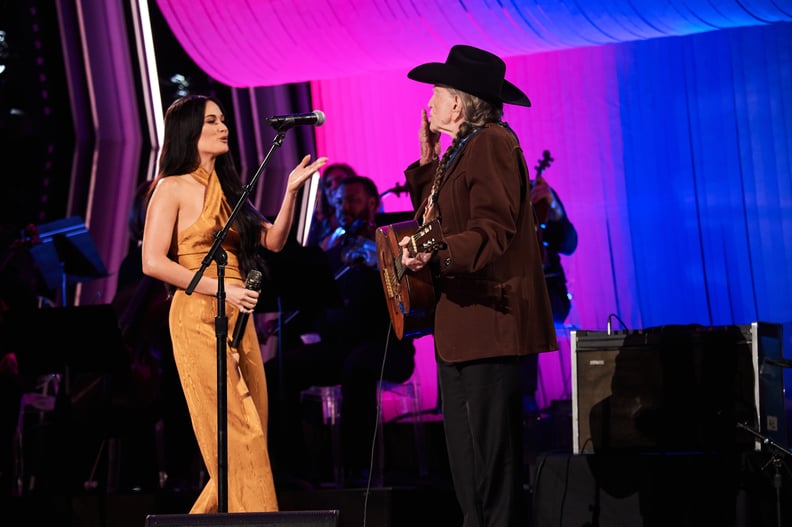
(154, 94), (265, 277)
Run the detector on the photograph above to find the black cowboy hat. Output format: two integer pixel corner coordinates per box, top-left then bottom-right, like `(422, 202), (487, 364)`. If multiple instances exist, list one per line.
(407, 44), (531, 107)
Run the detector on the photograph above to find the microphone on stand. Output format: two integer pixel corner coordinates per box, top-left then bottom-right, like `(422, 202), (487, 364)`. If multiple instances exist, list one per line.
(265, 110), (326, 130)
(230, 269), (263, 348)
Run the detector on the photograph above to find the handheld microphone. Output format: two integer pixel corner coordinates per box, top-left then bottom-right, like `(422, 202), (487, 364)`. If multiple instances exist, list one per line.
(230, 269), (263, 348)
(265, 110), (326, 129)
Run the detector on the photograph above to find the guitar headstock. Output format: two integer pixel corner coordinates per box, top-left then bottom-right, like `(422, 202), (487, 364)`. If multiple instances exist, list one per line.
(410, 218), (446, 256)
(534, 150), (554, 179)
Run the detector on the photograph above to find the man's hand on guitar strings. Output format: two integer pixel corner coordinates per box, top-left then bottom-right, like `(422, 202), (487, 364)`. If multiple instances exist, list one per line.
(399, 236), (432, 272)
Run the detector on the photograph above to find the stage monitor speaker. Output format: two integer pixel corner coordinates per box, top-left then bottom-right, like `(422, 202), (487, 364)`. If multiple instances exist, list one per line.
(571, 322), (789, 454)
(532, 452), (741, 527)
(145, 510), (340, 527)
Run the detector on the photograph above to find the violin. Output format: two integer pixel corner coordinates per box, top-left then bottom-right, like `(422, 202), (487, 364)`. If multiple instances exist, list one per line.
(335, 218), (379, 268)
(340, 236), (378, 268)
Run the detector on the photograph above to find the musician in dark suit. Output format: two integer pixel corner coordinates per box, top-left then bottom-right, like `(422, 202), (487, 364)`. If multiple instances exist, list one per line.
(399, 45), (558, 526)
(265, 175), (415, 487)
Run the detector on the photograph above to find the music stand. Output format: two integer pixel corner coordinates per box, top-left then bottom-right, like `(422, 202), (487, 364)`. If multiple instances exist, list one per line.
(375, 211), (414, 228)
(29, 216), (108, 306)
(259, 242), (341, 314)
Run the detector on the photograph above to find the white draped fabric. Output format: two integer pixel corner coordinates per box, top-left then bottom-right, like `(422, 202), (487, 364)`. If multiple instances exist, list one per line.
(156, 0), (792, 86)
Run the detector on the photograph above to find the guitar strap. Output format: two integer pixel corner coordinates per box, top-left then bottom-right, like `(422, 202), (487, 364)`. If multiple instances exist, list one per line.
(423, 127), (482, 223)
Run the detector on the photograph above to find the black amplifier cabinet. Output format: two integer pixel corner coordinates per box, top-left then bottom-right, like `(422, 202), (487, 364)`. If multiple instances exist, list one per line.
(571, 322), (789, 454)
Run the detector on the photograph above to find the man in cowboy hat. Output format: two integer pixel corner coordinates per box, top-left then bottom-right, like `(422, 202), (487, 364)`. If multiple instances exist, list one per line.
(400, 44), (557, 527)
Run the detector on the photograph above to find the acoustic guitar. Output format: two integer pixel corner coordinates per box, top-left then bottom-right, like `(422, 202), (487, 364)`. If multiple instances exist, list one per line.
(375, 218), (444, 340)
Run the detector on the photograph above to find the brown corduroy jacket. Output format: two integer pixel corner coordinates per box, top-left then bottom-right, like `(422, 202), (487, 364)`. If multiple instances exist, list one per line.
(404, 123), (558, 363)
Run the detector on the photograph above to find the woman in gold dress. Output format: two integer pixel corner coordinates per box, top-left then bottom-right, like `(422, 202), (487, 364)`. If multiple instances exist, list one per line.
(141, 94), (327, 512)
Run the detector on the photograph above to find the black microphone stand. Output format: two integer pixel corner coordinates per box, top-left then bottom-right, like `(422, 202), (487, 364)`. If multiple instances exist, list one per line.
(186, 128), (288, 512)
(737, 421), (792, 527)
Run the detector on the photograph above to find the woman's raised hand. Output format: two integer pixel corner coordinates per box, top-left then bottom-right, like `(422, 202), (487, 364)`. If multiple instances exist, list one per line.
(287, 154), (328, 193)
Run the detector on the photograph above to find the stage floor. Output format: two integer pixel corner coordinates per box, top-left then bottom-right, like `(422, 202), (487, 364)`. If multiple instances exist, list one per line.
(5, 408), (788, 526)
(3, 484), (466, 527)
(4, 450), (789, 527)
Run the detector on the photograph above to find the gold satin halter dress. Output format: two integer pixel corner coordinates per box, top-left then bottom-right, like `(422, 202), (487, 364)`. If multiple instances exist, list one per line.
(168, 167), (277, 512)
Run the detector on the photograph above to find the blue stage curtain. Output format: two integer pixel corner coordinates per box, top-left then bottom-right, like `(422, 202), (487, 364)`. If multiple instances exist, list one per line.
(612, 23), (792, 328)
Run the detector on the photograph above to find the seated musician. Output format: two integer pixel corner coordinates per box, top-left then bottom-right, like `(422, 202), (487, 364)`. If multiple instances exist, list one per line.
(264, 175), (415, 487)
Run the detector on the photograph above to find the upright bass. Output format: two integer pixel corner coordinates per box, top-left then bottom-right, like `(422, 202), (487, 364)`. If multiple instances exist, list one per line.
(532, 150), (554, 266)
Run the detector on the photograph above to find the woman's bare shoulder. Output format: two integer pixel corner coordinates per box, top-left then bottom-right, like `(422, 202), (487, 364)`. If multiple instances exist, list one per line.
(152, 174), (203, 199)
(154, 174), (197, 190)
